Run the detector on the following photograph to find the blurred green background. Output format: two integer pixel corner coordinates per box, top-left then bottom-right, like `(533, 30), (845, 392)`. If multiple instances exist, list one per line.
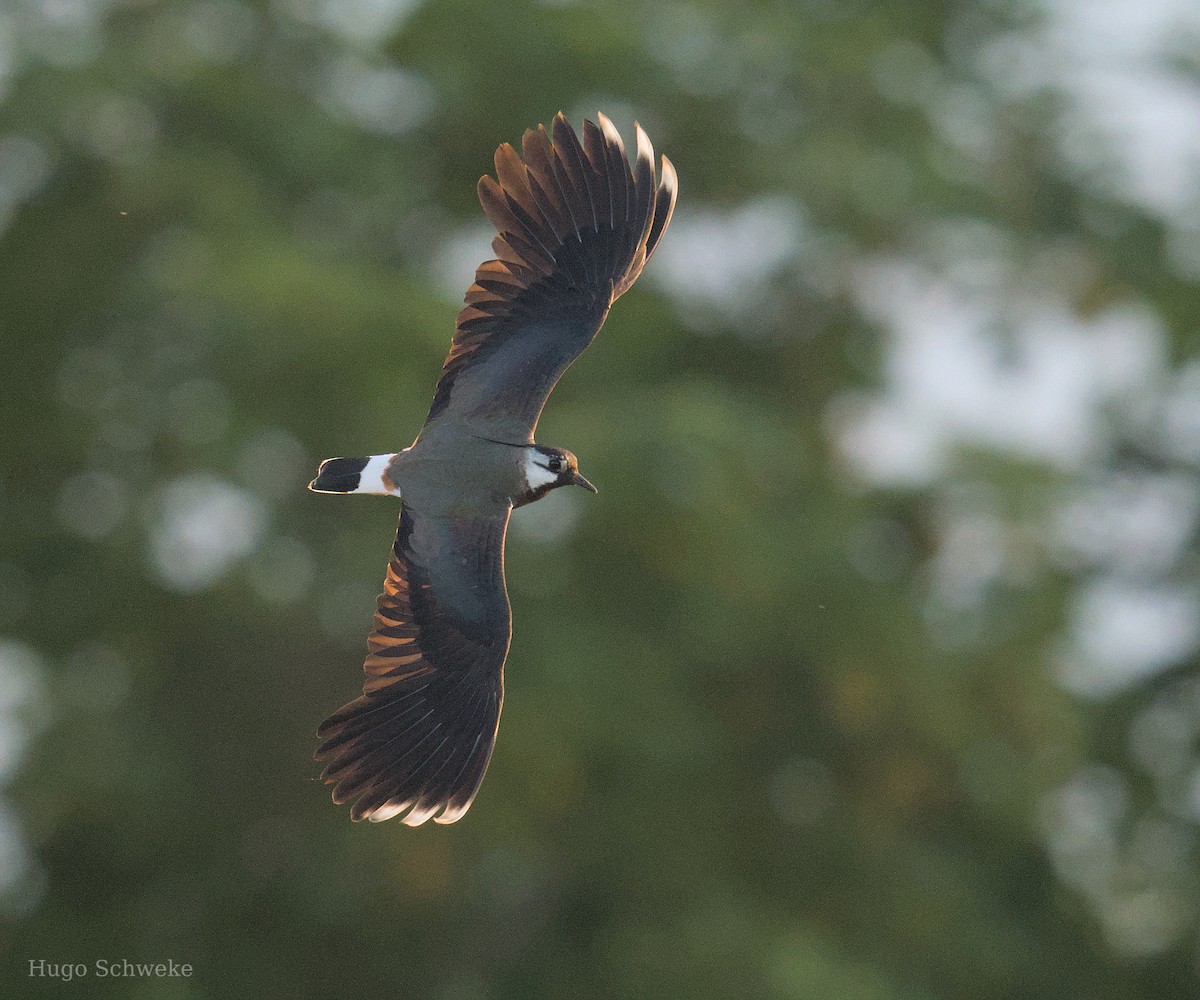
(2, 0), (1200, 996)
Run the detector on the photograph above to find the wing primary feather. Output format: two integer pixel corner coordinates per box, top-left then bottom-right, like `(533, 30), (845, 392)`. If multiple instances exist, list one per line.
(580, 118), (611, 282)
(434, 729), (486, 824)
(534, 124), (581, 241)
(317, 681), (431, 736)
(436, 692), (500, 821)
(582, 118), (613, 231)
(520, 128), (573, 242)
(494, 143), (558, 247)
(597, 113), (630, 224)
(503, 191), (560, 261)
(598, 113), (636, 282)
(551, 148), (596, 291)
(556, 141), (603, 289)
(478, 176), (555, 264)
(331, 705), (439, 794)
(548, 135), (584, 234)
(554, 112), (599, 233)
(362, 680), (493, 824)
(354, 679), (488, 821)
(646, 154), (678, 262)
(599, 117), (624, 283)
(502, 231), (555, 276)
(340, 645), (488, 769)
(436, 688), (500, 820)
(632, 122), (656, 241)
(431, 700), (487, 807)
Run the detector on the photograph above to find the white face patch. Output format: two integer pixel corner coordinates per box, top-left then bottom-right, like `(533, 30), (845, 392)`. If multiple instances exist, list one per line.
(523, 449), (560, 490)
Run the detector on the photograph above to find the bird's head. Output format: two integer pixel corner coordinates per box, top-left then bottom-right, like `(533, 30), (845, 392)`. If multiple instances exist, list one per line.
(522, 445), (597, 501)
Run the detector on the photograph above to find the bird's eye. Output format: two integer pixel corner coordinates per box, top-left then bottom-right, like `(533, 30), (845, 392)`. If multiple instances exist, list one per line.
(548, 457), (563, 473)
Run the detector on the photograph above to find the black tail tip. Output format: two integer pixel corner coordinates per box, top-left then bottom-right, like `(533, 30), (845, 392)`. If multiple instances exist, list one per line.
(309, 456), (369, 494)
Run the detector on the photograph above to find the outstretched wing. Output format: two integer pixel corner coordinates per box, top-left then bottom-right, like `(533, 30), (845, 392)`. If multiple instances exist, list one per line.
(315, 506), (512, 825)
(423, 112), (678, 443)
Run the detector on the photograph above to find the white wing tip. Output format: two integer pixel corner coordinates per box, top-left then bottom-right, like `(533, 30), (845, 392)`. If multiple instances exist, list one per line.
(597, 112), (625, 154)
(635, 122), (654, 170)
(660, 154), (678, 192)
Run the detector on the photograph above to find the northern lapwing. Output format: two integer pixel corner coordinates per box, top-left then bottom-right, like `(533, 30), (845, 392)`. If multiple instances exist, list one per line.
(308, 113), (677, 825)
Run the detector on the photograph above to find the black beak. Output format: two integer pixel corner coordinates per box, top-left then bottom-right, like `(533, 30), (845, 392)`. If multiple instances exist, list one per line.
(571, 471), (598, 493)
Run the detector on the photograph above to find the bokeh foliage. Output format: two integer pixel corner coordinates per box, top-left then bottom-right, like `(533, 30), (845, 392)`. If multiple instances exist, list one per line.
(2, 0), (1198, 997)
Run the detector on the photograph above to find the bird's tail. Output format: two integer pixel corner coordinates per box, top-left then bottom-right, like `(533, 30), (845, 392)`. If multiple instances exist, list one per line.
(308, 454), (401, 496)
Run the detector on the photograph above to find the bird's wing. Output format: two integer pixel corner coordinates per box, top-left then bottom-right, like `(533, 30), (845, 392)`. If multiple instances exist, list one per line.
(315, 505), (512, 825)
(422, 112), (677, 443)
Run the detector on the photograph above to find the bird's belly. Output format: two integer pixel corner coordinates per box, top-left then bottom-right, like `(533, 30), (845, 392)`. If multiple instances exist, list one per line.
(390, 438), (521, 514)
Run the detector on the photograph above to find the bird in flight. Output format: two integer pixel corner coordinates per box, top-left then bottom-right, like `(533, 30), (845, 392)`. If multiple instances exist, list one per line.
(308, 112), (677, 825)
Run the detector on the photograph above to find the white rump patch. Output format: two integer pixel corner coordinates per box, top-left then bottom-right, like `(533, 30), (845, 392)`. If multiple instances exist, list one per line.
(356, 454), (401, 496)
